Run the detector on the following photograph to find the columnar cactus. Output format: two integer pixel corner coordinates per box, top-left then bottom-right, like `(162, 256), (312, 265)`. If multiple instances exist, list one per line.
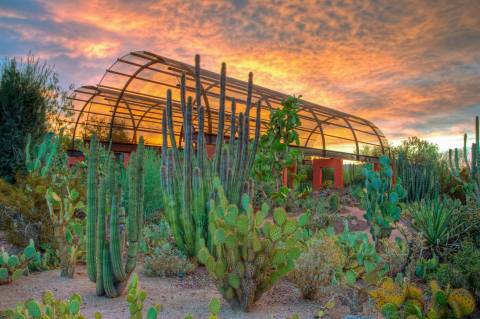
(197, 177), (308, 311)
(448, 115), (480, 203)
(161, 55), (261, 257)
(86, 135), (145, 297)
(0, 240), (40, 284)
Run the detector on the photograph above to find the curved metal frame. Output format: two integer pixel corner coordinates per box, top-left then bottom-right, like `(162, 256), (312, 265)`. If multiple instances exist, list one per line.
(68, 51), (389, 160)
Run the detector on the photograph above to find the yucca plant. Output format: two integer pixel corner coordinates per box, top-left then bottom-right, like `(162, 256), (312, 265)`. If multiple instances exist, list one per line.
(410, 197), (467, 255)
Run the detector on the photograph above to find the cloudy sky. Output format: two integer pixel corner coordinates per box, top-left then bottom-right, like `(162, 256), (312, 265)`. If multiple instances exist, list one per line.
(1, 0), (479, 149)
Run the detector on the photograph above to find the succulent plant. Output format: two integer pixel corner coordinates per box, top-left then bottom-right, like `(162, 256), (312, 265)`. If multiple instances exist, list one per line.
(360, 156), (406, 242)
(0, 239), (40, 284)
(161, 55), (261, 258)
(448, 115), (480, 203)
(370, 278), (476, 319)
(86, 136), (145, 297)
(45, 186), (84, 278)
(197, 177), (308, 311)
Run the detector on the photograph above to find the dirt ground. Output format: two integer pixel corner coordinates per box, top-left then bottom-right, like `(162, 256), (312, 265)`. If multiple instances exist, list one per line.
(0, 264), (376, 319)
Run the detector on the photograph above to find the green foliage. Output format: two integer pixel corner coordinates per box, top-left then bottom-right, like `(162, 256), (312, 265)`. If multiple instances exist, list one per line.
(143, 242), (194, 278)
(427, 280), (476, 319)
(161, 57), (261, 258)
(143, 148), (163, 220)
(254, 95), (302, 193)
(396, 152), (439, 203)
(86, 136), (145, 297)
(344, 163), (366, 186)
(335, 223), (382, 285)
(142, 223), (195, 279)
(0, 55), (71, 182)
(0, 240), (40, 284)
(197, 178), (308, 311)
(448, 116), (480, 203)
(360, 156), (405, 242)
(127, 273), (161, 319)
(45, 186), (84, 278)
(409, 197), (476, 256)
(1, 290), (88, 319)
(378, 237), (408, 277)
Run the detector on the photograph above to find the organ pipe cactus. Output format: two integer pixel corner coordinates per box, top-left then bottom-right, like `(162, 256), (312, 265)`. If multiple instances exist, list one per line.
(448, 115), (480, 203)
(161, 55), (261, 257)
(0, 239), (40, 284)
(86, 135), (145, 297)
(197, 177), (309, 311)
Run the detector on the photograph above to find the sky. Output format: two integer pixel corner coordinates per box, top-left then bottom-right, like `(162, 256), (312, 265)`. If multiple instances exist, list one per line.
(0, 0), (479, 150)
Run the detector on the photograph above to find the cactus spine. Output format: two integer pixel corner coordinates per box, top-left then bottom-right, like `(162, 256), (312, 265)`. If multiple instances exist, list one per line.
(161, 55), (261, 257)
(448, 116), (480, 203)
(86, 136), (145, 297)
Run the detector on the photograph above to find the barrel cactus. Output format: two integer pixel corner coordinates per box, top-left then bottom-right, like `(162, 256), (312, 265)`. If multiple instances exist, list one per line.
(0, 239), (39, 285)
(197, 177), (308, 311)
(86, 135), (145, 297)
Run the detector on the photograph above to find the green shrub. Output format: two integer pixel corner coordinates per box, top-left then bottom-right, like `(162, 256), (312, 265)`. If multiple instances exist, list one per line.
(143, 242), (194, 278)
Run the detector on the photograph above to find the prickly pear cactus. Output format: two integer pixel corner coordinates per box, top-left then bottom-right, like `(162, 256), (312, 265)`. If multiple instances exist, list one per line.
(0, 239), (40, 285)
(45, 187), (84, 278)
(197, 177), (309, 311)
(427, 280), (476, 319)
(127, 273), (161, 319)
(361, 156), (405, 242)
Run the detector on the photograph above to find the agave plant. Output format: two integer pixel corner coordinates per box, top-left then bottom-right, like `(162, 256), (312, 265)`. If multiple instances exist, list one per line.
(409, 197), (470, 255)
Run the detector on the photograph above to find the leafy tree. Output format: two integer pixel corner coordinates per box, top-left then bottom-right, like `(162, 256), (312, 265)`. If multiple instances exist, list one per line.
(253, 96), (302, 193)
(0, 55), (71, 182)
(393, 136), (440, 163)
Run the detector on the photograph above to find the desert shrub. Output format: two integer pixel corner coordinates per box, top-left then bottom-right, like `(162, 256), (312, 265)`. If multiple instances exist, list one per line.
(450, 241), (480, 301)
(379, 237), (408, 277)
(141, 222), (195, 278)
(0, 175), (52, 246)
(289, 232), (346, 299)
(143, 242), (194, 278)
(290, 225), (382, 300)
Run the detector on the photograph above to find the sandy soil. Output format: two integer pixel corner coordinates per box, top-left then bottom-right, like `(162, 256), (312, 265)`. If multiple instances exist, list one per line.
(0, 265), (368, 319)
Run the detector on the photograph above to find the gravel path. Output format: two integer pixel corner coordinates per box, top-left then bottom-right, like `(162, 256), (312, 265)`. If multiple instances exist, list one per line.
(0, 265), (358, 319)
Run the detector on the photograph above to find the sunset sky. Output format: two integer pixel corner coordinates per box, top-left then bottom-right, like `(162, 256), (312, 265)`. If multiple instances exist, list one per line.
(1, 0), (479, 150)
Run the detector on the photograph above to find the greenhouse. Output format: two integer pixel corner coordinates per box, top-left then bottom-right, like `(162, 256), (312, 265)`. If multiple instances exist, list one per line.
(68, 51), (388, 163)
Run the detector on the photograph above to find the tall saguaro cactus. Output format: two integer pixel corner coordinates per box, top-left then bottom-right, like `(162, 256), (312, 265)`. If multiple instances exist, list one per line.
(161, 55), (261, 257)
(448, 116), (480, 202)
(86, 135), (145, 297)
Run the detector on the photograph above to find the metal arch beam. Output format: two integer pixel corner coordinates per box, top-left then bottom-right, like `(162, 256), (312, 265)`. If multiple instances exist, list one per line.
(342, 118), (360, 160)
(70, 87), (101, 149)
(301, 106), (326, 156)
(119, 99), (138, 143)
(107, 59), (160, 143)
(364, 120), (386, 154)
